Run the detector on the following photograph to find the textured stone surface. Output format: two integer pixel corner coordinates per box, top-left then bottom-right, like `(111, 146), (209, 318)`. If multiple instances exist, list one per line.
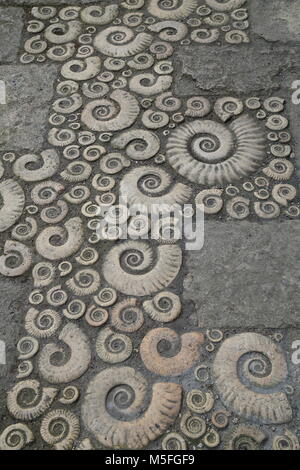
(0, 8), (24, 64)
(0, 0), (300, 452)
(0, 0), (97, 4)
(175, 44), (300, 95)
(0, 64), (58, 151)
(184, 221), (300, 328)
(251, 0), (300, 43)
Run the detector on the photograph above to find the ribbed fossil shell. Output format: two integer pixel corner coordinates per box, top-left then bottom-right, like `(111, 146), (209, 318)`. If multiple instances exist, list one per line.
(166, 114), (266, 186)
(213, 332), (292, 424)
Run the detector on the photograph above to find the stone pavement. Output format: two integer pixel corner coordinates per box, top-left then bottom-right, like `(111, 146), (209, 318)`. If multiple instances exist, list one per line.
(0, 0), (300, 451)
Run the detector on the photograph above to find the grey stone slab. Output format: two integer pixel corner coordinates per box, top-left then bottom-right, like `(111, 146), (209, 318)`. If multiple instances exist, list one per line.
(251, 0), (300, 43)
(174, 43), (300, 95)
(0, 276), (31, 425)
(0, 8), (24, 64)
(0, 63), (58, 152)
(183, 221), (300, 328)
(0, 0), (108, 4)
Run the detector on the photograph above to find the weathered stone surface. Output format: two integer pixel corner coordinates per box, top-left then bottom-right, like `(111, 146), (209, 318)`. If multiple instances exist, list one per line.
(0, 64), (58, 151)
(251, 0), (300, 43)
(184, 221), (300, 328)
(0, 8), (24, 64)
(0, 0), (101, 4)
(175, 44), (300, 95)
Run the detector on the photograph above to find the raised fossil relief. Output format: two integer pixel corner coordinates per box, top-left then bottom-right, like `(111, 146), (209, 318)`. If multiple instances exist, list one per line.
(0, 0), (299, 452)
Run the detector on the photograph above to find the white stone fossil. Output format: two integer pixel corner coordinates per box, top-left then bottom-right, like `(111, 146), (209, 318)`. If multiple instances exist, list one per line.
(52, 93), (82, 114)
(213, 332), (293, 424)
(60, 161), (92, 182)
(214, 96), (244, 122)
(13, 150), (60, 182)
(0, 423), (34, 450)
(148, 21), (188, 42)
(195, 189), (224, 215)
(82, 366), (182, 449)
(66, 269), (101, 296)
(272, 184), (297, 206)
(81, 90), (140, 132)
(35, 217), (84, 261)
(166, 115), (266, 186)
(262, 159), (294, 181)
(61, 57), (101, 81)
(225, 29), (249, 44)
(59, 6), (80, 21)
(94, 26), (153, 57)
(120, 166), (192, 210)
(24, 35), (47, 54)
(38, 323), (91, 384)
(16, 360), (34, 379)
(31, 181), (64, 206)
(128, 52), (154, 70)
(31, 6), (57, 20)
(81, 5), (119, 25)
(25, 307), (61, 338)
(142, 109), (170, 129)
(96, 327), (133, 364)
(143, 291), (181, 322)
(140, 328), (204, 376)
(111, 298), (144, 332)
(121, 0), (145, 9)
(206, 0), (247, 11)
(44, 21), (83, 44)
(17, 336), (39, 360)
(102, 241), (182, 296)
(99, 153), (131, 174)
(56, 80), (79, 96)
(112, 129), (160, 160)
(254, 200), (280, 219)
(46, 284), (68, 307)
(41, 200), (69, 224)
(0, 179), (25, 232)
(12, 217), (38, 242)
(129, 73), (172, 96)
(0, 240), (32, 277)
(40, 409), (80, 450)
(147, 0), (198, 20)
(191, 28), (220, 43)
(7, 380), (58, 420)
(226, 196), (250, 219)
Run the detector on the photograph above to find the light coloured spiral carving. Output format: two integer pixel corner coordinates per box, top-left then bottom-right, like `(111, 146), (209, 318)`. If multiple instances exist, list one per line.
(38, 323), (91, 384)
(94, 26), (153, 57)
(213, 333), (292, 424)
(102, 241), (182, 296)
(35, 217), (84, 261)
(0, 179), (25, 232)
(81, 90), (140, 132)
(82, 366), (182, 449)
(140, 328), (204, 376)
(166, 114), (266, 186)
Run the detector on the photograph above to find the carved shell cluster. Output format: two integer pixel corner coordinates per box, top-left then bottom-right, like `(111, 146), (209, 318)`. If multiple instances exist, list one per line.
(0, 1), (298, 451)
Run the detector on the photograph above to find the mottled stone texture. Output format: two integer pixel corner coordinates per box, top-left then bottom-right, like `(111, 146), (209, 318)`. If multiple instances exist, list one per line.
(175, 44), (300, 95)
(0, 8), (24, 64)
(0, 64), (58, 151)
(251, 0), (300, 43)
(184, 221), (300, 328)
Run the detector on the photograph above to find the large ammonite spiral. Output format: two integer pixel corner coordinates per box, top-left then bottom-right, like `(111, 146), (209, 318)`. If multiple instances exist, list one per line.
(82, 367), (182, 449)
(166, 114), (266, 186)
(213, 332), (292, 425)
